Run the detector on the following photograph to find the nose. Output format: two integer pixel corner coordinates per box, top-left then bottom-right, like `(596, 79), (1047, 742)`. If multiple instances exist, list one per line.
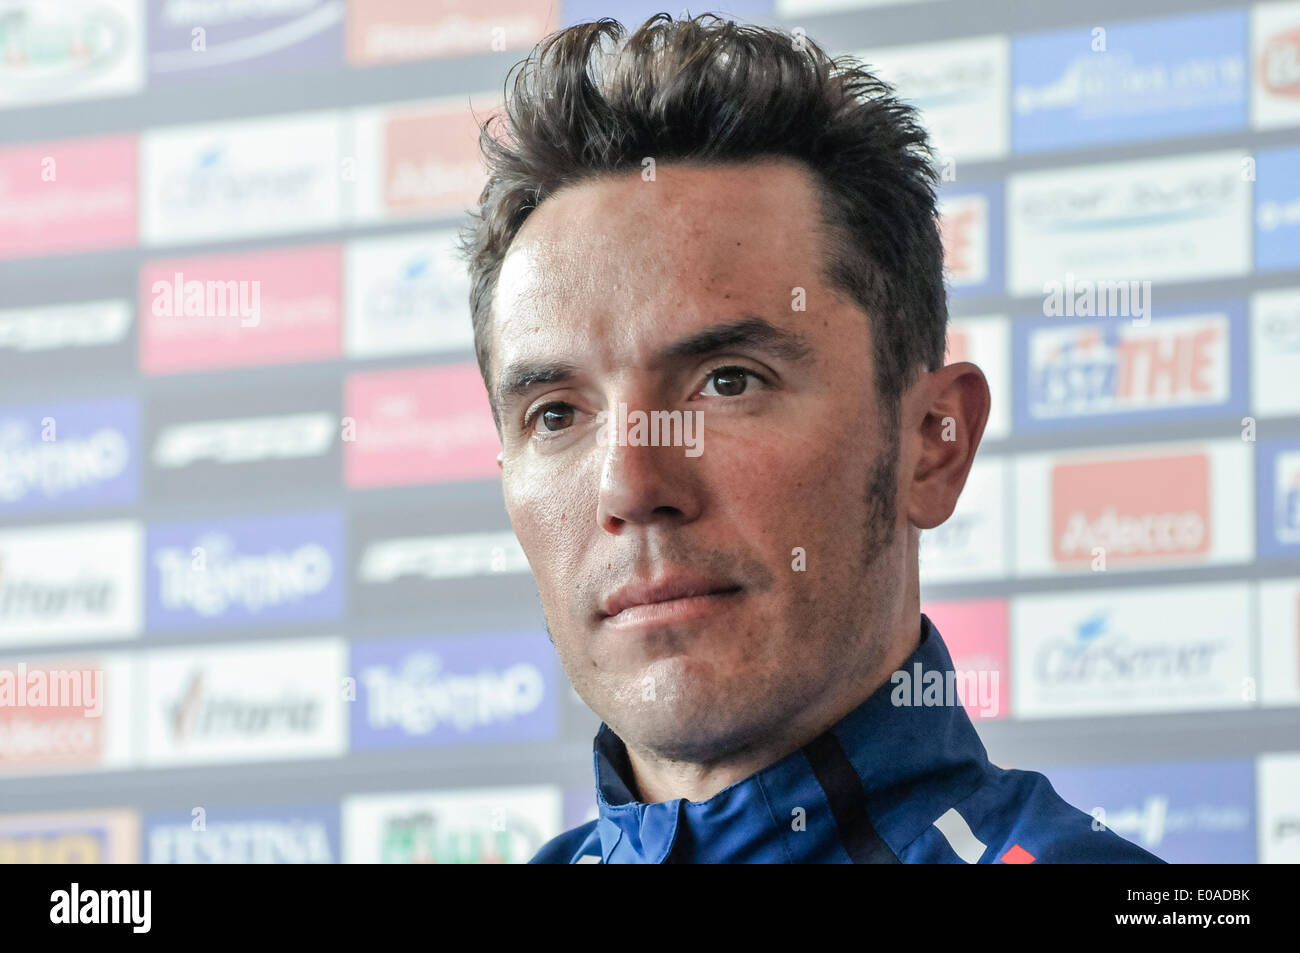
(595, 409), (704, 534)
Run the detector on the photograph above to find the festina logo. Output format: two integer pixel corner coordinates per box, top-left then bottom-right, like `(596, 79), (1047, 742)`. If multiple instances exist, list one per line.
(49, 883), (151, 933)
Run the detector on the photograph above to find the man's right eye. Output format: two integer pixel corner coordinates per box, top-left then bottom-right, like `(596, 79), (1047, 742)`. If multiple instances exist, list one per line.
(531, 403), (576, 433)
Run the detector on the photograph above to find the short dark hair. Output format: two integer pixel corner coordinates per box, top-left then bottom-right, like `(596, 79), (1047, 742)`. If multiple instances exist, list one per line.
(458, 12), (947, 415)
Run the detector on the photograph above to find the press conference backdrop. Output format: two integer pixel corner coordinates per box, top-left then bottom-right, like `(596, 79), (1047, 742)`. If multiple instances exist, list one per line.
(0, 0), (1297, 864)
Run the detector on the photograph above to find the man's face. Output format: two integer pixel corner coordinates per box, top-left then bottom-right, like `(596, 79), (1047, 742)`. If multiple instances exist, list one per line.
(490, 159), (911, 764)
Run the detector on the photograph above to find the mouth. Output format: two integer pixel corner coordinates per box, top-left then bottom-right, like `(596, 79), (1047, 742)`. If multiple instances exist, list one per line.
(599, 575), (744, 629)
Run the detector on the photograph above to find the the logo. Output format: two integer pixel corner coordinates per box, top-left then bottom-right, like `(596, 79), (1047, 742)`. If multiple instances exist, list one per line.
(1272, 449), (1300, 546)
(144, 803), (340, 863)
(938, 182), (1003, 297)
(352, 97), (496, 221)
(149, 0), (344, 79)
(0, 398), (138, 511)
(1017, 308), (1242, 430)
(153, 413), (334, 469)
(0, 0), (144, 108)
(1048, 759), (1254, 863)
(144, 639), (346, 764)
(1012, 10), (1247, 153)
(1256, 146), (1300, 272)
(1051, 453), (1210, 567)
(357, 531), (527, 584)
(141, 112), (342, 245)
(0, 522), (142, 649)
(345, 229), (474, 358)
(1008, 151), (1251, 294)
(0, 658), (106, 772)
(351, 633), (557, 749)
(1013, 582), (1250, 717)
(139, 245), (342, 374)
(919, 459), (1006, 583)
(342, 787), (562, 864)
(146, 512), (343, 630)
(1252, 288), (1300, 418)
(344, 364), (498, 488)
(1253, 2), (1300, 129)
(851, 35), (1008, 163)
(0, 809), (139, 863)
(920, 600), (1010, 719)
(0, 300), (131, 354)
(0, 134), (137, 260)
(345, 0), (554, 66)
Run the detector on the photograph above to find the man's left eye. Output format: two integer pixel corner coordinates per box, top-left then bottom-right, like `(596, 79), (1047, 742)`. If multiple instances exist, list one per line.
(700, 366), (760, 397)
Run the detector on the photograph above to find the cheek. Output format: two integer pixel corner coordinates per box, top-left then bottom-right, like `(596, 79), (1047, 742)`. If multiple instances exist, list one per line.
(706, 417), (871, 549)
(503, 457), (597, 599)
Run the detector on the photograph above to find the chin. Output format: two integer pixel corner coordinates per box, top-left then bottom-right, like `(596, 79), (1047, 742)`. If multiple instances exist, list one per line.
(606, 677), (772, 762)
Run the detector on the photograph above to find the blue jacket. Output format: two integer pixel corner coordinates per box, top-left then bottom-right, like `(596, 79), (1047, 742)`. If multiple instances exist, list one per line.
(531, 614), (1165, 863)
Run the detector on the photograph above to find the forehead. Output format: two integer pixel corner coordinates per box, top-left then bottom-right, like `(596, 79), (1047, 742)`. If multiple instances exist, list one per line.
(488, 159), (833, 372)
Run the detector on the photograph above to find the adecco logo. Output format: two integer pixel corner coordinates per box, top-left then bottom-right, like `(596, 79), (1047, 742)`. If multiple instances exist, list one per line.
(1051, 453), (1211, 567)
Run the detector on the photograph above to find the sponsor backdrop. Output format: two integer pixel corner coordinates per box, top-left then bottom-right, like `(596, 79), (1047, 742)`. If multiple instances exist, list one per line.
(0, 0), (1296, 864)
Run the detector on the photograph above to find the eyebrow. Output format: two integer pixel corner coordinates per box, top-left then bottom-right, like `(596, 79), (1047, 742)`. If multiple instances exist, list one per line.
(495, 316), (813, 411)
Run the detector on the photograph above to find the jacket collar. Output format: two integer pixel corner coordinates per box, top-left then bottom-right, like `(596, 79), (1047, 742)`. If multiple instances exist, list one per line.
(590, 614), (991, 863)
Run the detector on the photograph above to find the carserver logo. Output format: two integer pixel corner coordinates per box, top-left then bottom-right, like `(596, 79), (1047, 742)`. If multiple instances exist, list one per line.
(1012, 583), (1250, 717)
(142, 113), (342, 245)
(344, 229), (474, 358)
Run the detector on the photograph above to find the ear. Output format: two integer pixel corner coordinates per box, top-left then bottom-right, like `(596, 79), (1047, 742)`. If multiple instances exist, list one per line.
(905, 361), (990, 530)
